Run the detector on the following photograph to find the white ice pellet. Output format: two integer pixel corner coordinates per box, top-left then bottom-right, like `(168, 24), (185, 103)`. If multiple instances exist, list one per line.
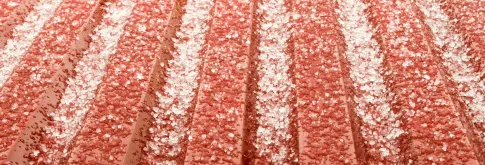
(417, 0), (485, 144)
(148, 0), (214, 161)
(254, 0), (293, 164)
(337, 0), (403, 160)
(0, 0), (63, 87)
(42, 0), (137, 163)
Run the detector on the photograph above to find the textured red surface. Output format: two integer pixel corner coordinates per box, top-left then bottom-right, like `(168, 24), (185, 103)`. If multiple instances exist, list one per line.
(243, 0), (299, 164)
(364, 0), (478, 164)
(442, 0), (485, 77)
(184, 0), (251, 164)
(66, 1), (175, 164)
(293, 1), (358, 164)
(0, 1), (105, 163)
(0, 0), (36, 49)
(1, 0), (485, 164)
(440, 1), (485, 162)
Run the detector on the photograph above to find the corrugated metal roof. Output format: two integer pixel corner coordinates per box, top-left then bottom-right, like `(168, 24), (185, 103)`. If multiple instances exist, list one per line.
(0, 0), (484, 164)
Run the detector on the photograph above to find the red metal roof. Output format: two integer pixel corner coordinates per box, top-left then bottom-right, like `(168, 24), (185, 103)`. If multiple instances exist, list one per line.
(0, 0), (484, 164)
